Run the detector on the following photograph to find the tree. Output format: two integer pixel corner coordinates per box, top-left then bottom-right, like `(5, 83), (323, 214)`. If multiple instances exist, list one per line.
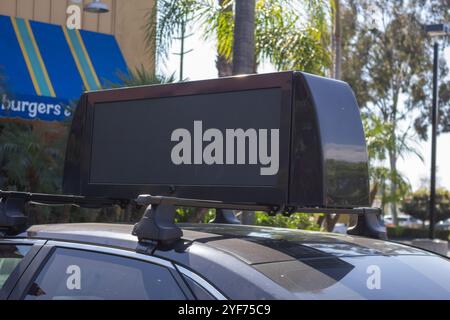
(147, 0), (331, 77)
(0, 122), (67, 193)
(232, 0), (256, 74)
(231, 0), (257, 222)
(410, 0), (450, 138)
(339, 0), (449, 225)
(362, 113), (415, 207)
(402, 188), (450, 223)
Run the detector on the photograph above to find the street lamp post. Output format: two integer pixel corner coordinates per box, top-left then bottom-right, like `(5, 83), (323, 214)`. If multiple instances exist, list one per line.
(424, 24), (449, 239)
(429, 41), (438, 239)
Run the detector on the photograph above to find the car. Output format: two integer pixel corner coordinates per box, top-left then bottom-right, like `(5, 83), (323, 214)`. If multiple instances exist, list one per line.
(332, 223), (348, 234)
(436, 219), (450, 231)
(1, 222), (450, 300)
(383, 214), (423, 229)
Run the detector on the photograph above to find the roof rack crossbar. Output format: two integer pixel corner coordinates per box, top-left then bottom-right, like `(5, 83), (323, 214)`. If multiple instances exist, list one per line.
(0, 190), (124, 208)
(134, 194), (276, 212)
(1, 191), (381, 215)
(134, 194), (381, 215)
(297, 207), (381, 215)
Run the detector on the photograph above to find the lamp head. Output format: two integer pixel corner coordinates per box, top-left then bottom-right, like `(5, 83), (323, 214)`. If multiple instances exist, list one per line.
(84, 0), (109, 13)
(425, 24), (449, 37)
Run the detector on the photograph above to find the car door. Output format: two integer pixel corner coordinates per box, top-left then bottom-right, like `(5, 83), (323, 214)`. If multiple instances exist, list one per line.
(0, 239), (45, 300)
(9, 241), (194, 300)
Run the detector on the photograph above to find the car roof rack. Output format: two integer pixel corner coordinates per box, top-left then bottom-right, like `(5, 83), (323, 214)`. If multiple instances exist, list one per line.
(132, 194), (386, 244)
(1, 190), (386, 242)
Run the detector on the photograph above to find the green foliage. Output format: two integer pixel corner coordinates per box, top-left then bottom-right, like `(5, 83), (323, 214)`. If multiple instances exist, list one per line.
(25, 204), (145, 226)
(108, 66), (175, 88)
(144, 0), (198, 66)
(255, 211), (320, 230)
(387, 226), (449, 241)
(253, 0), (331, 74)
(214, 0), (234, 63)
(0, 121), (71, 225)
(362, 113), (414, 205)
(148, 0), (331, 75)
(401, 188), (450, 222)
(172, 208), (321, 230)
(342, 0), (450, 138)
(175, 207), (215, 223)
(0, 122), (67, 193)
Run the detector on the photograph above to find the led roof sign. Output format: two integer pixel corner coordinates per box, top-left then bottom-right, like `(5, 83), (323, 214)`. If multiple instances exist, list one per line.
(63, 71), (369, 209)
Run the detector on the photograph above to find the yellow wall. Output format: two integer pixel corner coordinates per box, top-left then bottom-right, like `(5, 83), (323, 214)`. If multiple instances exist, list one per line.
(0, 0), (155, 73)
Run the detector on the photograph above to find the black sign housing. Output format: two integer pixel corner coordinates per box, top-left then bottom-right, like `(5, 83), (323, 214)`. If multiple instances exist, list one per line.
(63, 71), (369, 209)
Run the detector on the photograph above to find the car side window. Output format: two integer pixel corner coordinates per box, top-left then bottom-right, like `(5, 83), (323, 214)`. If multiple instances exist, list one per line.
(182, 274), (215, 300)
(0, 244), (31, 290)
(24, 248), (186, 300)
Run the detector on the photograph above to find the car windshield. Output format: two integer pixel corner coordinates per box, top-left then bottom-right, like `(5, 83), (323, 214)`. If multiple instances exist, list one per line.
(254, 255), (450, 299)
(255, 252), (450, 299)
(182, 224), (450, 299)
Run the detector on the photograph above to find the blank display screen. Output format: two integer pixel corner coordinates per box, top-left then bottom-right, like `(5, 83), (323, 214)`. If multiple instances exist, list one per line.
(89, 88), (282, 187)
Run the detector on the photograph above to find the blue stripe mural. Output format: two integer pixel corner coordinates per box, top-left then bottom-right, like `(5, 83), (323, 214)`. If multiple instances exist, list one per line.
(0, 15), (128, 122)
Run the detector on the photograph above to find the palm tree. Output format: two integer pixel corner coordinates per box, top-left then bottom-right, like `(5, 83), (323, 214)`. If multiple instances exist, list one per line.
(216, 0), (233, 77)
(147, 0), (331, 77)
(231, 0), (256, 223)
(232, 0), (256, 75)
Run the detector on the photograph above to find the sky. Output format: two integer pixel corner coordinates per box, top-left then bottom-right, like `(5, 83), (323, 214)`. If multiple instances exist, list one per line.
(163, 31), (450, 191)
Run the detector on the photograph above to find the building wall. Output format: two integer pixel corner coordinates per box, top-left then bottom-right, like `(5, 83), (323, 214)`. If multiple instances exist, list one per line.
(0, 0), (155, 73)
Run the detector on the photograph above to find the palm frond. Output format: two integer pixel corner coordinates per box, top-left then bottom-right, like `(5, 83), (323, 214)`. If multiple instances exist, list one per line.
(106, 65), (175, 88)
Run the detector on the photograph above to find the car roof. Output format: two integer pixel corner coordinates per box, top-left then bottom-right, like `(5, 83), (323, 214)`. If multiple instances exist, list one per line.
(16, 223), (434, 264)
